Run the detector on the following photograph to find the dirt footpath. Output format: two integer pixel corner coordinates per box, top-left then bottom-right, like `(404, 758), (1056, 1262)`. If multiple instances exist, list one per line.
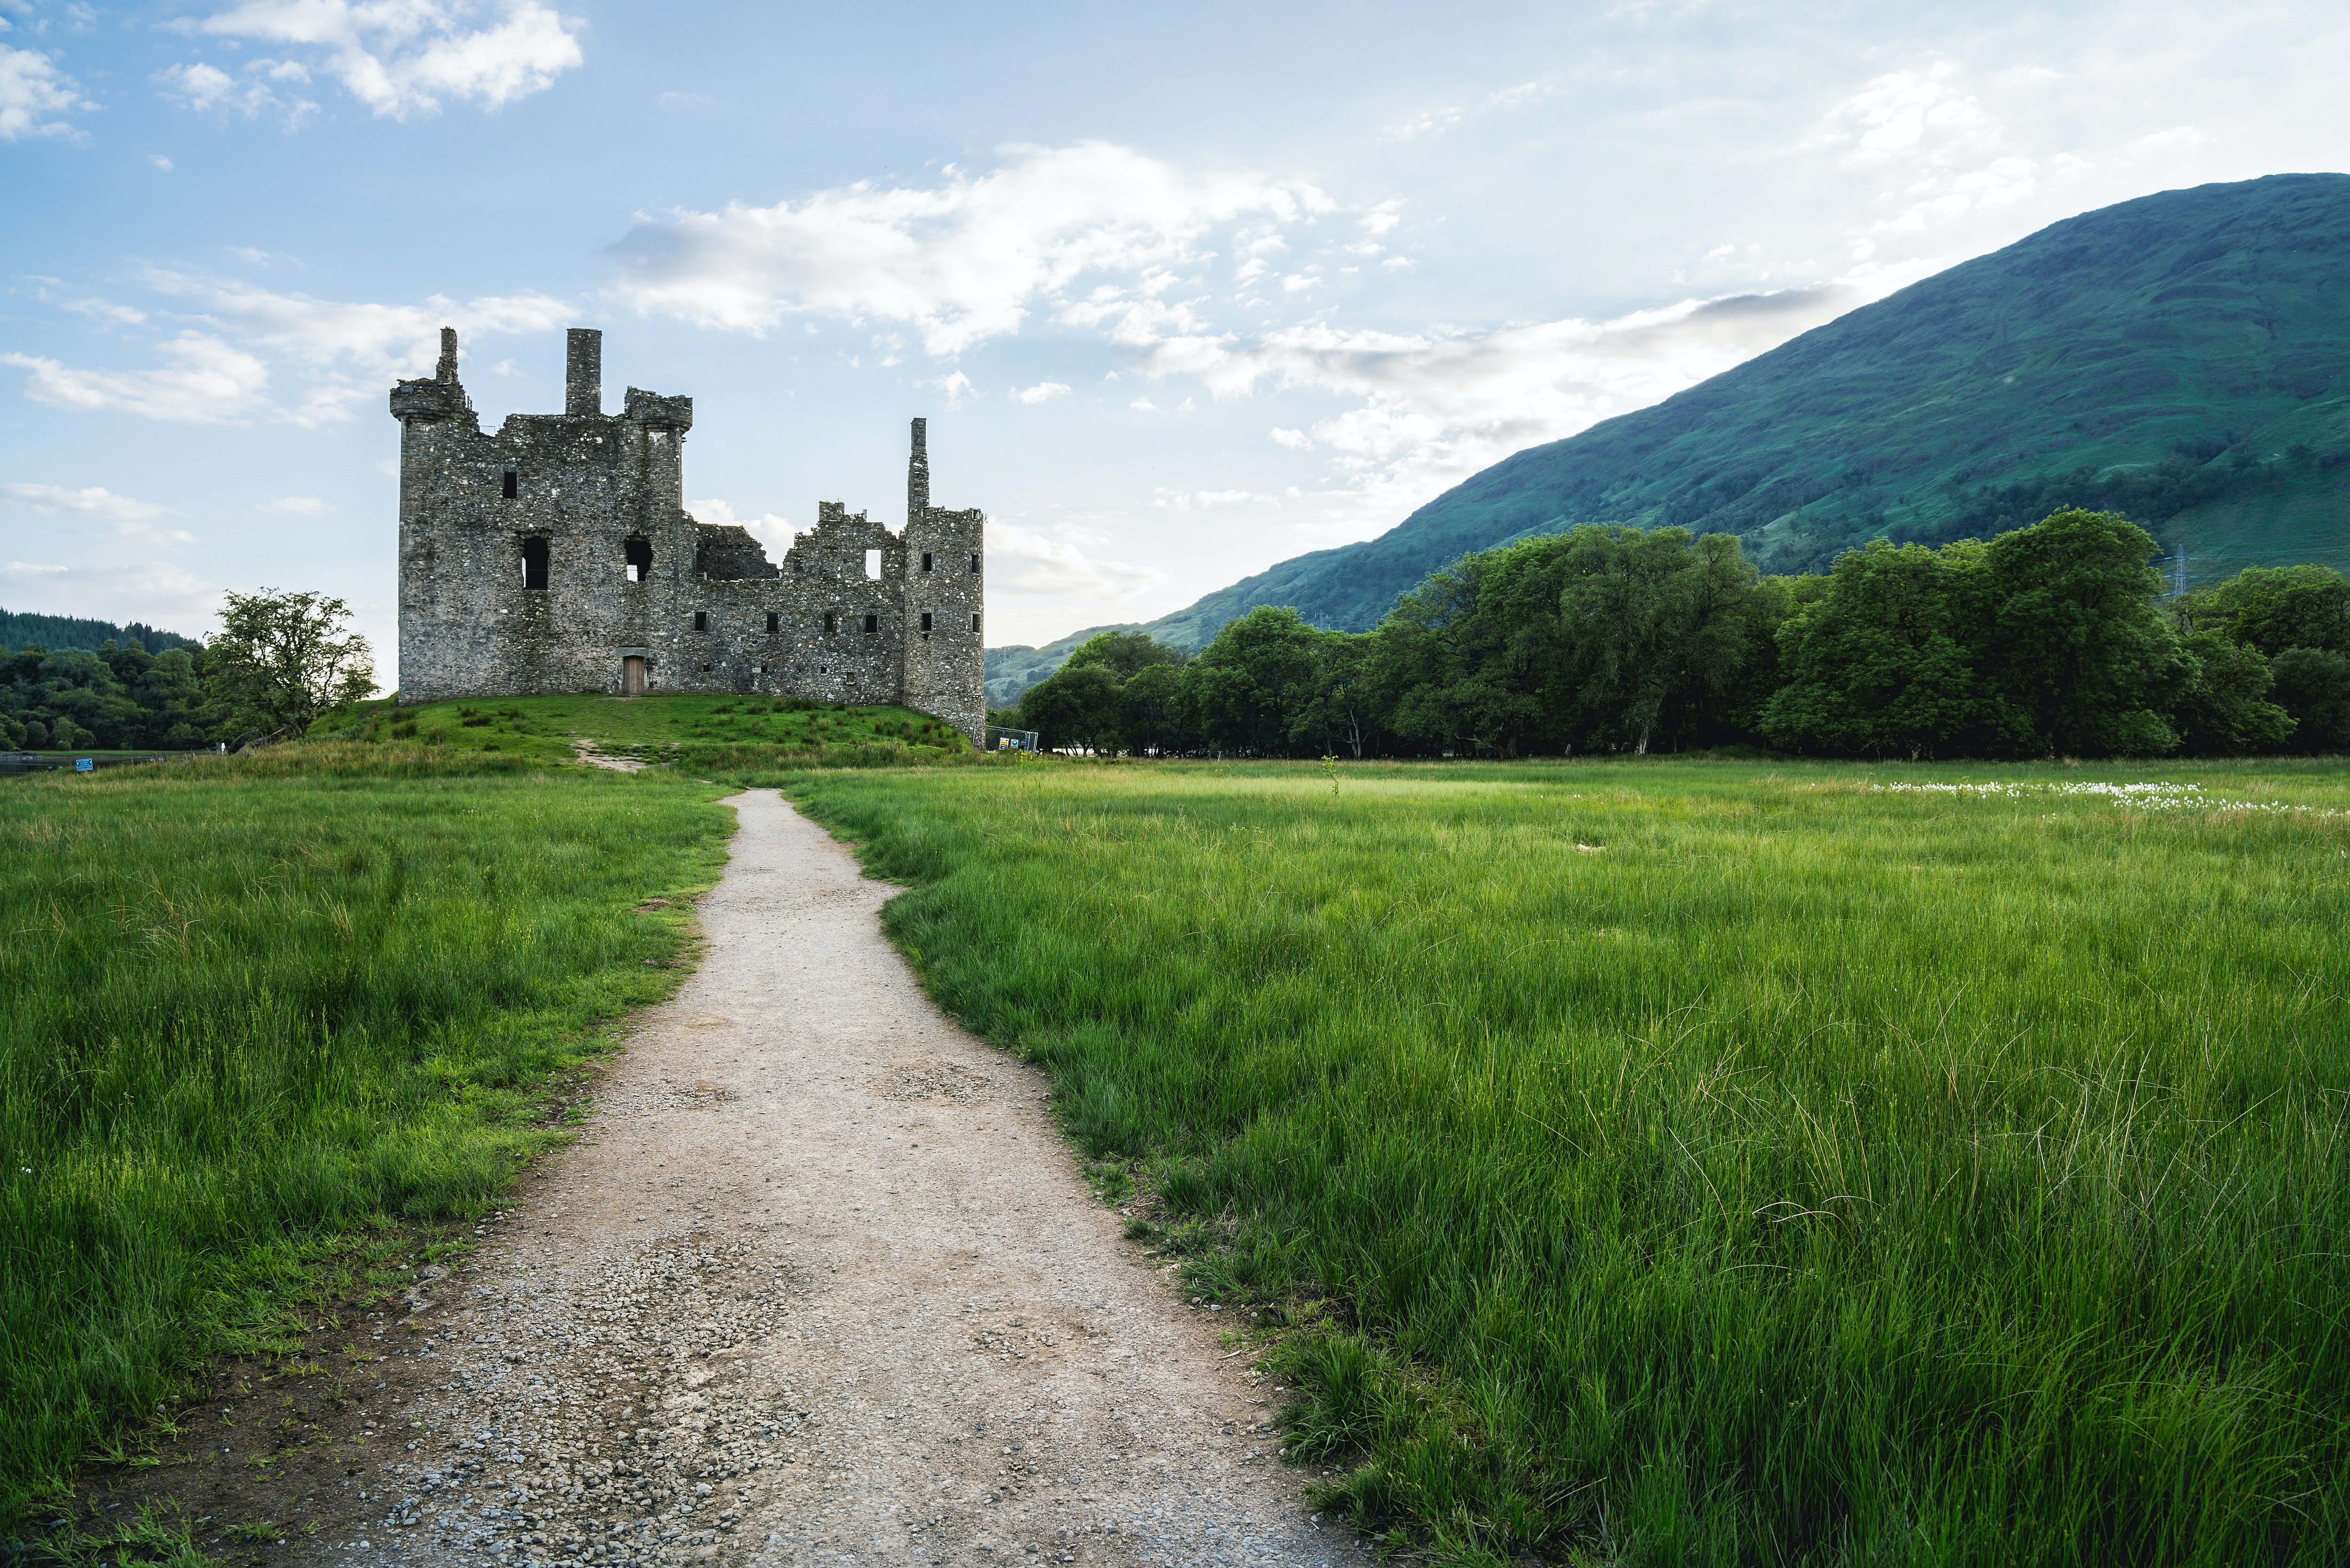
(349, 790), (1359, 1568)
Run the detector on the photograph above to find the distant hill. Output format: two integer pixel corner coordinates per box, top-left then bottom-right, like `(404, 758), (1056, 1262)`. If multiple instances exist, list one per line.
(0, 607), (202, 655)
(991, 173), (2350, 696)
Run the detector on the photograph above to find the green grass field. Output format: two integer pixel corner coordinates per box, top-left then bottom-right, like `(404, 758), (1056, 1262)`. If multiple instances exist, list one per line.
(763, 756), (2350, 1565)
(322, 691), (971, 768)
(0, 746), (731, 1516)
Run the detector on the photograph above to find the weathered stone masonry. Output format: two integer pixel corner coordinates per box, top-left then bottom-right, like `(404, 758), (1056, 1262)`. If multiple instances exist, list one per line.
(392, 327), (986, 740)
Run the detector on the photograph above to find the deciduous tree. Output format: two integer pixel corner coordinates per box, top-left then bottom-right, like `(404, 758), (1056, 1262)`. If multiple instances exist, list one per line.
(204, 589), (376, 738)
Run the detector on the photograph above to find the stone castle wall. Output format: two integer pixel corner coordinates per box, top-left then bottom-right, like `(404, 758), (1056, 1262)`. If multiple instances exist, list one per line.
(392, 328), (987, 741)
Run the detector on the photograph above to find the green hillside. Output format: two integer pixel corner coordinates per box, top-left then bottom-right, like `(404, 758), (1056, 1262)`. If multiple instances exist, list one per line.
(1017, 173), (2350, 675)
(0, 607), (201, 655)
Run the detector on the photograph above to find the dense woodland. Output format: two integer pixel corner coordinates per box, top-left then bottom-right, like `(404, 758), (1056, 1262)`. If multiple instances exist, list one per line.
(998, 510), (2350, 760)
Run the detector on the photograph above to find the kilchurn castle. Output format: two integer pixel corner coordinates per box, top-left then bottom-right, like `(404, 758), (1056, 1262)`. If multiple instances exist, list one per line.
(391, 327), (986, 740)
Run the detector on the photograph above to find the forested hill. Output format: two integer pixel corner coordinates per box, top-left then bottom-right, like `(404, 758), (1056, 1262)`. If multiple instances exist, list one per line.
(0, 607), (201, 654)
(1050, 172), (2350, 663)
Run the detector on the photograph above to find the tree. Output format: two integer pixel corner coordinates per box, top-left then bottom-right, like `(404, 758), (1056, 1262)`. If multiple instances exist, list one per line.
(2268, 646), (2350, 752)
(1064, 629), (1186, 681)
(1555, 525), (1759, 753)
(1118, 663), (1192, 756)
(2170, 632), (2294, 753)
(205, 589), (376, 737)
(1979, 510), (2192, 756)
(1179, 606), (1326, 756)
(1017, 663), (1123, 753)
(1762, 540), (2013, 759)
(2179, 564), (2350, 657)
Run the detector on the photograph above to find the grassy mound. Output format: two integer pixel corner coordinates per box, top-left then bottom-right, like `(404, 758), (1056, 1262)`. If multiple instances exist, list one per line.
(316, 692), (973, 769)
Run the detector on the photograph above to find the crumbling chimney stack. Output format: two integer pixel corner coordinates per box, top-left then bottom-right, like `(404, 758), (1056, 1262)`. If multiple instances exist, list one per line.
(436, 326), (460, 385)
(565, 328), (603, 417)
(908, 416), (929, 521)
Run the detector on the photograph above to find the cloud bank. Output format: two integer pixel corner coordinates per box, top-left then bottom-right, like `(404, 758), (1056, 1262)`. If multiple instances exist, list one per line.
(178, 0), (582, 120)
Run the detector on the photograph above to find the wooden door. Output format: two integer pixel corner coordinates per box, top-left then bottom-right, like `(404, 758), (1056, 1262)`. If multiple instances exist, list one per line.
(622, 656), (646, 696)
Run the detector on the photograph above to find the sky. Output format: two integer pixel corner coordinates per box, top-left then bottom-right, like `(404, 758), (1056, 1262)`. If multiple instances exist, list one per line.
(4, 0), (2348, 681)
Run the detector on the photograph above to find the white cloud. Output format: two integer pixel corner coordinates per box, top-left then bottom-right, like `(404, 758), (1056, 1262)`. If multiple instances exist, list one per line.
(149, 153), (172, 170)
(1813, 63), (2052, 248)
(1381, 81), (1546, 143)
(2134, 125), (2209, 154)
(0, 41), (91, 140)
(259, 494), (327, 514)
(4, 333), (272, 423)
(48, 292), (146, 325)
(1823, 64), (1994, 163)
(9, 273), (570, 426)
(984, 517), (1162, 605)
(1132, 280), (1904, 537)
(605, 142), (1333, 353)
(1152, 488), (1275, 512)
(1128, 397), (1158, 412)
(0, 558), (223, 632)
(1, 482), (171, 521)
(930, 370), (976, 408)
(1012, 380), (1069, 404)
(688, 496), (795, 552)
(158, 58), (319, 127)
(185, 0), (582, 121)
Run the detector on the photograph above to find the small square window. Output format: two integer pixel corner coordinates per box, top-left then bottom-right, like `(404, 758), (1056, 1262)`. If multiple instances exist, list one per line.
(921, 552), (934, 572)
(920, 612), (933, 633)
(862, 613), (878, 635)
(502, 470), (518, 499)
(693, 611), (708, 632)
(766, 612), (779, 634)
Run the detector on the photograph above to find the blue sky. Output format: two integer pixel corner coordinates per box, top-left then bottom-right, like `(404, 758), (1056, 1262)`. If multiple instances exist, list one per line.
(4, 0), (2347, 677)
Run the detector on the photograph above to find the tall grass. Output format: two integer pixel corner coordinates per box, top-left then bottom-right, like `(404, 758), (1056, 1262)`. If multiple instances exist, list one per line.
(770, 757), (2350, 1565)
(0, 746), (730, 1513)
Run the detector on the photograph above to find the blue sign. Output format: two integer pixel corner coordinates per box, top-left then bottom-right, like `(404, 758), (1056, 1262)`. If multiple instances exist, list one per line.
(75, 758), (94, 772)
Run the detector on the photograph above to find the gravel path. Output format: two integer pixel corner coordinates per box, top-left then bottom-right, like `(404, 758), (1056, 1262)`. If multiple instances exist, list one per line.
(350, 790), (1359, 1568)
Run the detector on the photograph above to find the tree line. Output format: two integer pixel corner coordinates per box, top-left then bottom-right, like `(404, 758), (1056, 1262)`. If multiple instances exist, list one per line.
(1, 590), (376, 751)
(995, 510), (2350, 760)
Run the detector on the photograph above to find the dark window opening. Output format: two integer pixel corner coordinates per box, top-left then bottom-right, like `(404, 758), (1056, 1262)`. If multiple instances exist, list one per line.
(521, 536), (550, 590)
(792, 557), (803, 573)
(920, 612), (933, 633)
(862, 613), (878, 636)
(971, 612), (982, 633)
(921, 552), (934, 572)
(824, 612), (838, 636)
(970, 553), (981, 573)
(502, 470), (518, 499)
(693, 610), (708, 632)
(765, 612), (780, 634)
(624, 536), (653, 583)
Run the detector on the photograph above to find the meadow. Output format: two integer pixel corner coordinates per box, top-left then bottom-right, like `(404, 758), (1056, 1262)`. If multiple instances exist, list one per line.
(0, 746), (731, 1515)
(760, 756), (2350, 1566)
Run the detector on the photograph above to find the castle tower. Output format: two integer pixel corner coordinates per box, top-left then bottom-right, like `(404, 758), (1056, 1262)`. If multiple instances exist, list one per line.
(900, 417), (987, 738)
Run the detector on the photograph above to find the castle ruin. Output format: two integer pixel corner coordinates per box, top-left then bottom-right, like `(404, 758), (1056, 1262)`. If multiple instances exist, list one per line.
(391, 327), (985, 739)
